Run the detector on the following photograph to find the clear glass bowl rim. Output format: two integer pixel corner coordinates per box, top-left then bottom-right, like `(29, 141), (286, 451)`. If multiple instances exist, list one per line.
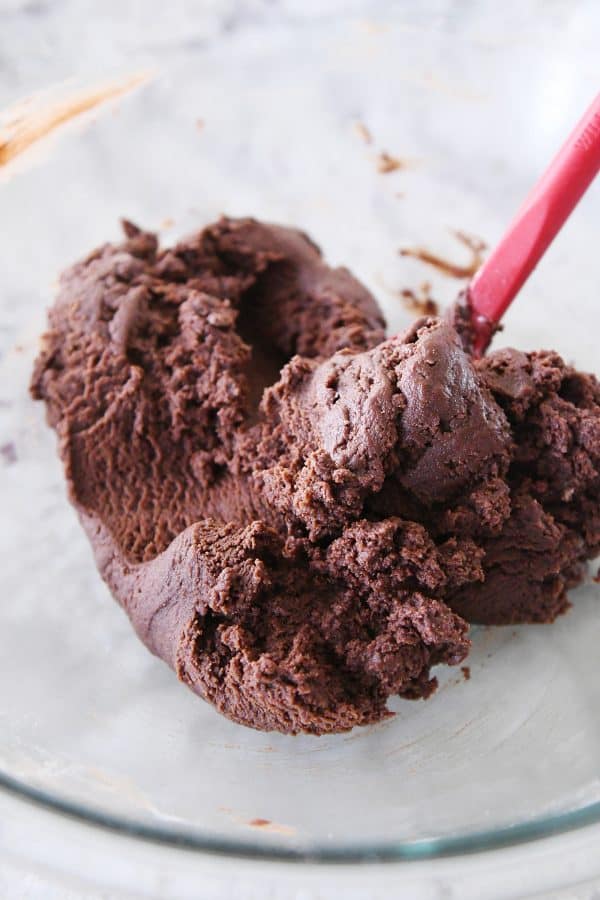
(3, 768), (600, 863)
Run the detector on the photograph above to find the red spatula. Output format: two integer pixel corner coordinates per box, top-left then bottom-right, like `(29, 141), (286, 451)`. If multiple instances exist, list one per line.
(467, 91), (600, 357)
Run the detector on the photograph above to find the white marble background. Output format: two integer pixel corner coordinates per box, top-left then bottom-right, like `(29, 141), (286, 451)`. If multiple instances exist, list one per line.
(1, 0), (600, 363)
(2, 2), (600, 898)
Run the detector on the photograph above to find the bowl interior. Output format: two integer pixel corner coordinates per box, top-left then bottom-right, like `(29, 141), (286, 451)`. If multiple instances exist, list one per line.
(1, 6), (599, 859)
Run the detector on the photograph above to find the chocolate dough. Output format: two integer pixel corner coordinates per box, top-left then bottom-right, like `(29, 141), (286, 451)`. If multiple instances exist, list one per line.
(31, 218), (600, 734)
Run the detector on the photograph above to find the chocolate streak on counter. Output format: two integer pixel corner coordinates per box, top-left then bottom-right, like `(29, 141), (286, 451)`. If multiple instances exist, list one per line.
(400, 231), (487, 279)
(377, 151), (407, 174)
(399, 282), (439, 317)
(0, 73), (150, 168)
(354, 121), (373, 144)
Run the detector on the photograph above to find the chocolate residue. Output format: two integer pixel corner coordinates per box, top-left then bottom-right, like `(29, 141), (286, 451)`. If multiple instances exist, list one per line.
(399, 282), (439, 316)
(377, 151), (406, 174)
(0, 441), (17, 465)
(247, 818), (296, 835)
(400, 230), (487, 279)
(461, 666), (471, 681)
(354, 121), (373, 144)
(0, 72), (150, 169)
(220, 808), (295, 835)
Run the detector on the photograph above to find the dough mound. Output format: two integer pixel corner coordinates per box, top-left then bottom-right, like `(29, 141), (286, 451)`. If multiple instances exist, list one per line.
(31, 218), (600, 734)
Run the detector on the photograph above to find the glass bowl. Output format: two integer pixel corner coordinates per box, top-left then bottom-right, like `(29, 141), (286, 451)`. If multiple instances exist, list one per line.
(1, 1), (599, 862)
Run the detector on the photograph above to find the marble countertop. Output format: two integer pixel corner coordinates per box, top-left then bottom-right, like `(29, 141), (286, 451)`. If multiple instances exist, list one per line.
(2, 1), (600, 897)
